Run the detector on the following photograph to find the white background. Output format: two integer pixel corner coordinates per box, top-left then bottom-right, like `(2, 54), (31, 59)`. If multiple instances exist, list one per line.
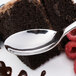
(0, 46), (75, 76)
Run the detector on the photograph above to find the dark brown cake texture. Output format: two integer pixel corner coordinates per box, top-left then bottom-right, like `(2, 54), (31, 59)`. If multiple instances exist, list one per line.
(0, 0), (76, 69)
(40, 0), (76, 31)
(0, 0), (52, 40)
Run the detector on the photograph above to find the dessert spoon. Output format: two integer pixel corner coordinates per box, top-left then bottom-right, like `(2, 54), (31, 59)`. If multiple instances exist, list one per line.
(4, 21), (76, 56)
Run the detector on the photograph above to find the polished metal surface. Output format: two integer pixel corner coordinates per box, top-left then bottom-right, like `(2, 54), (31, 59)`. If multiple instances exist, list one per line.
(4, 21), (76, 55)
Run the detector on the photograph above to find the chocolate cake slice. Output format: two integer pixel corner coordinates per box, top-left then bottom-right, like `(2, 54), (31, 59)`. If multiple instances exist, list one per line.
(0, 0), (60, 69)
(18, 47), (60, 69)
(0, 0), (52, 40)
(40, 0), (76, 31)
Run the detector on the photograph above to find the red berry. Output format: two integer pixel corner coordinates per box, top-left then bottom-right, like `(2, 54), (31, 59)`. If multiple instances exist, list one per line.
(67, 29), (76, 41)
(65, 41), (76, 59)
(74, 60), (76, 74)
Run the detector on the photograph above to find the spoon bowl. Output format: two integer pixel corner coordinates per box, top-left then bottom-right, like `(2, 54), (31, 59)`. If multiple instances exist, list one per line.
(4, 29), (56, 55)
(4, 21), (76, 55)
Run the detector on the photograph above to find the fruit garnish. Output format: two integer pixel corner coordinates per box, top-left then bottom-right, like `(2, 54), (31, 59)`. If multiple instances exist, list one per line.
(67, 29), (76, 41)
(65, 41), (76, 59)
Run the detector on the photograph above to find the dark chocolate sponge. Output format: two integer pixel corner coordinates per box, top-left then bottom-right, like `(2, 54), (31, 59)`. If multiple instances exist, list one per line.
(40, 0), (76, 31)
(0, 0), (52, 40)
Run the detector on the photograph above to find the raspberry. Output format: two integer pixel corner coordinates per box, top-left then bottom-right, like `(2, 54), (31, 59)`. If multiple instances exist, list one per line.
(74, 60), (76, 74)
(67, 29), (76, 41)
(65, 41), (76, 59)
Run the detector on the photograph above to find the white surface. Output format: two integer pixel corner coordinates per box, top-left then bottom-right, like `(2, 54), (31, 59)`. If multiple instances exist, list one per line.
(0, 46), (75, 76)
(0, 0), (11, 5)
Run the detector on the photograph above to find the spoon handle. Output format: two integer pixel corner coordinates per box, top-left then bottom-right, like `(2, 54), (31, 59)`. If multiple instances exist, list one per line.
(63, 21), (76, 36)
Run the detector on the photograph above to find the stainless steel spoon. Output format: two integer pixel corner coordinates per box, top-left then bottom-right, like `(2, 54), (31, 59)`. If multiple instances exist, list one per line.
(4, 21), (76, 56)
